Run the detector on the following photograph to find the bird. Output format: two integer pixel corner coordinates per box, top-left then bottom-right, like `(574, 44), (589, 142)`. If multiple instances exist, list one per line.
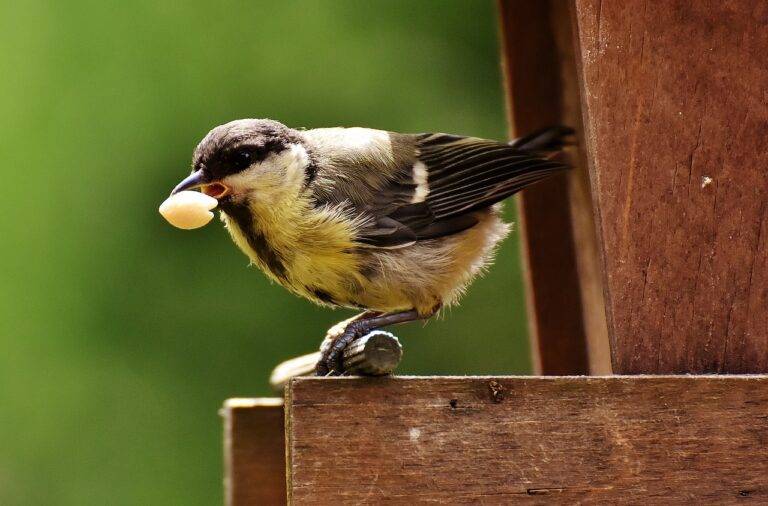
(169, 119), (573, 375)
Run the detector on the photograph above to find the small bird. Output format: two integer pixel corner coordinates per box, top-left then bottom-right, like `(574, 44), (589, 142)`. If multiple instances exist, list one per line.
(170, 119), (572, 375)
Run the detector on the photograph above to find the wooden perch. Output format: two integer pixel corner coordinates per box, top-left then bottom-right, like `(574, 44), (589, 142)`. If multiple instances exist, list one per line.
(283, 376), (768, 504)
(269, 331), (402, 392)
(225, 376), (768, 505)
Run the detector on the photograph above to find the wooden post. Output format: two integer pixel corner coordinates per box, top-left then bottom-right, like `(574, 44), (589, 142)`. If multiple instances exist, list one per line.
(222, 399), (286, 506)
(498, 0), (611, 375)
(572, 0), (768, 373)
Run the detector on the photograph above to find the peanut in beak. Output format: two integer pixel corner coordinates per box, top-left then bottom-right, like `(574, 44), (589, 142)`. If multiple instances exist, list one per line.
(159, 190), (219, 230)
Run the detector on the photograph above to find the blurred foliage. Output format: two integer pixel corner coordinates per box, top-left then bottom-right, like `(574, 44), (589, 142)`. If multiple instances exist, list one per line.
(0, 0), (530, 504)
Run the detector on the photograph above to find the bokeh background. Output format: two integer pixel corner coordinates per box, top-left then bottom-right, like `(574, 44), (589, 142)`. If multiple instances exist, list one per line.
(0, 0), (531, 504)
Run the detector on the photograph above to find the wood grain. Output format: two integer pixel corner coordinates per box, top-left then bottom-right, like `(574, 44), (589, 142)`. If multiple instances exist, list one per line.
(498, 0), (611, 375)
(573, 0), (768, 373)
(286, 376), (768, 504)
(222, 399), (285, 506)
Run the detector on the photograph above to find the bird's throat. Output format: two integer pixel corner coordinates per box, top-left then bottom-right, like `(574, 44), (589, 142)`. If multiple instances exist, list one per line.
(220, 201), (289, 282)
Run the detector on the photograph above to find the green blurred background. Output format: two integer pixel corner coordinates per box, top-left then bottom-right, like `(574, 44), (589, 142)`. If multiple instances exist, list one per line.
(0, 0), (530, 504)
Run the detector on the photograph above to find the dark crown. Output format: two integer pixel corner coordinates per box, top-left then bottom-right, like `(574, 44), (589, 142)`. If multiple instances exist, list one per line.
(193, 119), (302, 179)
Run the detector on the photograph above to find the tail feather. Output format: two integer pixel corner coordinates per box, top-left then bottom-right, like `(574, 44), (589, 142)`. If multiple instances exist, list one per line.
(509, 126), (575, 153)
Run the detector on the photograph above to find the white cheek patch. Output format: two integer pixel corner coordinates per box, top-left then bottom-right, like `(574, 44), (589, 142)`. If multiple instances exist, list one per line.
(222, 165), (262, 197)
(411, 161), (430, 203)
(223, 143), (310, 197)
(283, 143), (310, 186)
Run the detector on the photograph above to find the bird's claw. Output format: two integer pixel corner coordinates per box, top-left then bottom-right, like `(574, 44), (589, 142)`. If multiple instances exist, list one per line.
(315, 320), (369, 376)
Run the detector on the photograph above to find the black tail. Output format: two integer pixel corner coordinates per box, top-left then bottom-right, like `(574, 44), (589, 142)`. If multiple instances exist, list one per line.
(508, 126), (575, 153)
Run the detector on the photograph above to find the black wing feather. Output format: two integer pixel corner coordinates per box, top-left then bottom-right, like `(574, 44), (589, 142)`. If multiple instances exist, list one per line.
(356, 130), (569, 248)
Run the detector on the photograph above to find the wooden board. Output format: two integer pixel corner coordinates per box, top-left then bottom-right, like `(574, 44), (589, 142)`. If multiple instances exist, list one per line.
(222, 399), (286, 506)
(286, 376), (768, 504)
(572, 1), (768, 373)
(498, 0), (611, 375)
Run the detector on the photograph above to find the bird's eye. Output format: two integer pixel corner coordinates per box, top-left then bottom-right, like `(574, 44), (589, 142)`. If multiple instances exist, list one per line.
(233, 149), (252, 170)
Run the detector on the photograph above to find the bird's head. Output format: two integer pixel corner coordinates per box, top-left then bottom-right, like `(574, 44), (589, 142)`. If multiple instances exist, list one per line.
(171, 119), (311, 208)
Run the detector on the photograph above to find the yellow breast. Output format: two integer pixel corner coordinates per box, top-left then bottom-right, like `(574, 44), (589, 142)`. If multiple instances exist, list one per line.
(221, 195), (366, 307)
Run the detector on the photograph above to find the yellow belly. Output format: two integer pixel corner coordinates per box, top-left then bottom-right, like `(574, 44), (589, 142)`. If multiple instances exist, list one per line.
(222, 200), (510, 316)
(220, 199), (366, 307)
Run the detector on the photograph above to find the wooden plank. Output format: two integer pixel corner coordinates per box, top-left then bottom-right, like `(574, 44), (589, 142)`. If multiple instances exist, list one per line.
(572, 1), (768, 373)
(498, 0), (611, 375)
(222, 398), (286, 506)
(286, 376), (768, 504)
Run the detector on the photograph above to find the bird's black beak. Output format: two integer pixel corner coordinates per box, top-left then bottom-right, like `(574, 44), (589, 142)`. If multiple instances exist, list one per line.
(171, 170), (231, 199)
(171, 170), (206, 195)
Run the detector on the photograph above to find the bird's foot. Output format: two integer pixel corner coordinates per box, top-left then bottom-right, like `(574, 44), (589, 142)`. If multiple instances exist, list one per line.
(315, 309), (424, 376)
(316, 318), (373, 376)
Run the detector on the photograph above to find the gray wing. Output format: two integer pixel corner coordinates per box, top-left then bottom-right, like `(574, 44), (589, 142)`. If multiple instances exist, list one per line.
(313, 130), (570, 249)
(414, 132), (567, 217)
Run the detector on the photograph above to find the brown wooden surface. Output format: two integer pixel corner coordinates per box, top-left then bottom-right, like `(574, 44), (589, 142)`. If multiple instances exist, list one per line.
(573, 1), (768, 373)
(498, 0), (611, 375)
(286, 376), (768, 504)
(222, 398), (285, 506)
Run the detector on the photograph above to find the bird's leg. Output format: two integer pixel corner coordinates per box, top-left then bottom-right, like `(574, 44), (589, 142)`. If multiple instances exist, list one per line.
(316, 309), (423, 376)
